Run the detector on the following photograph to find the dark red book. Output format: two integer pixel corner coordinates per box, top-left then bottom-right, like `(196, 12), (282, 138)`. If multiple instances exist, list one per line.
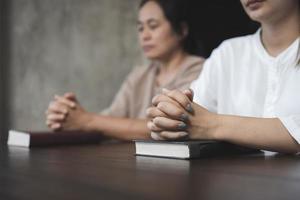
(7, 129), (104, 147)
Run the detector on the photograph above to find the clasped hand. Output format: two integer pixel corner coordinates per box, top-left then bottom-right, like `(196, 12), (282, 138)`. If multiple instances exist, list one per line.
(45, 92), (90, 131)
(146, 88), (218, 140)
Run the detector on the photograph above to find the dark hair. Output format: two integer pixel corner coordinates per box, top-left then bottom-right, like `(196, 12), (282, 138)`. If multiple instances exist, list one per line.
(139, 0), (204, 56)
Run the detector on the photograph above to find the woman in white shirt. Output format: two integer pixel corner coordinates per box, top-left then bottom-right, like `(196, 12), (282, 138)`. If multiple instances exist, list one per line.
(147, 0), (300, 153)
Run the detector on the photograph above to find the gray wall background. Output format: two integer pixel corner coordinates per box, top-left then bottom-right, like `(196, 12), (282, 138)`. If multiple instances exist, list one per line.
(7, 0), (143, 131)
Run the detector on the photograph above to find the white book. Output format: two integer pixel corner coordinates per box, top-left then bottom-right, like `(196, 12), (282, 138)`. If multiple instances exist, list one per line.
(135, 140), (261, 159)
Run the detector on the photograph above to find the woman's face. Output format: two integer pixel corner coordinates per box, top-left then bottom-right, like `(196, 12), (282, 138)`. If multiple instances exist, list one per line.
(138, 1), (185, 60)
(240, 0), (298, 24)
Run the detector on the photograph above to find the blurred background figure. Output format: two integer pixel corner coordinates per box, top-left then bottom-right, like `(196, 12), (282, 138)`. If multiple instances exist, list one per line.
(45, 0), (205, 140)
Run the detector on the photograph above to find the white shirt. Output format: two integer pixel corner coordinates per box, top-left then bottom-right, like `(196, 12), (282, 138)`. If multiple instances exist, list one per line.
(191, 30), (300, 144)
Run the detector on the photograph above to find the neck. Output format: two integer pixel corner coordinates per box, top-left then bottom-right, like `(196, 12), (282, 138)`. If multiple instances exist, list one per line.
(158, 49), (188, 74)
(261, 9), (300, 57)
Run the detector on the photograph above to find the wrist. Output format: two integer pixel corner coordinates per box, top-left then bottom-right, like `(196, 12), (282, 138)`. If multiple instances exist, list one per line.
(81, 112), (96, 132)
(211, 114), (224, 140)
(188, 112), (221, 140)
(213, 114), (236, 141)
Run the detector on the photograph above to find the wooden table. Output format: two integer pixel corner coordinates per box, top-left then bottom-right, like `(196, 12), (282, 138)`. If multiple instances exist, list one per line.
(0, 141), (300, 200)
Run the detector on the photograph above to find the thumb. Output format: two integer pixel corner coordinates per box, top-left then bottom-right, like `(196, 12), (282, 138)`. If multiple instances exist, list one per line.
(183, 89), (194, 101)
(64, 92), (77, 102)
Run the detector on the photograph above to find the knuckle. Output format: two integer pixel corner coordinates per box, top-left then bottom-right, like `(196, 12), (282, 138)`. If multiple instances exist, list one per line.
(153, 117), (161, 125)
(146, 107), (154, 116)
(147, 121), (152, 129)
(153, 94), (167, 104)
(170, 89), (179, 96)
(159, 131), (166, 138)
(161, 131), (172, 138)
(156, 94), (165, 99)
(60, 98), (67, 104)
(152, 95), (160, 104)
(66, 100), (73, 106)
(173, 109), (183, 116)
(175, 121), (182, 127)
(182, 98), (190, 105)
(173, 132), (182, 138)
(151, 123), (159, 131)
(157, 102), (167, 110)
(151, 132), (161, 140)
(146, 108), (151, 116)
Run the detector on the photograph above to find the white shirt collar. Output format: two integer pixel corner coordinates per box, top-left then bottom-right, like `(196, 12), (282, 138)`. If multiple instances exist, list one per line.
(253, 28), (300, 66)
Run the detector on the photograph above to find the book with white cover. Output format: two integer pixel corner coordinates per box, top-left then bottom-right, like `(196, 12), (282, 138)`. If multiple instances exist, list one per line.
(8, 130), (104, 147)
(135, 140), (261, 159)
(7, 130), (31, 147)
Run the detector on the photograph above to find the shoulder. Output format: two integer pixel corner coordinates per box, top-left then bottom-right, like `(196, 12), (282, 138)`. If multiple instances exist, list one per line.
(174, 56), (205, 90)
(123, 62), (157, 88)
(126, 63), (155, 80)
(214, 32), (257, 57)
(222, 34), (254, 47)
(182, 55), (205, 73)
(186, 55), (205, 66)
(203, 31), (259, 72)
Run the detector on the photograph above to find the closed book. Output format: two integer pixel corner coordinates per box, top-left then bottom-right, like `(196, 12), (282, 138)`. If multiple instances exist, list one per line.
(135, 140), (261, 159)
(7, 130), (104, 147)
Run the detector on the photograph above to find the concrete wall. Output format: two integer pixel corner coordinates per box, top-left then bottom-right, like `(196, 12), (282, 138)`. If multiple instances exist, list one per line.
(8, 0), (143, 131)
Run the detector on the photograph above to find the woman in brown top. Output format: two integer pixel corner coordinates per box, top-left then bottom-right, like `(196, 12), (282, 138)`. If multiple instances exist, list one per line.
(45, 0), (205, 140)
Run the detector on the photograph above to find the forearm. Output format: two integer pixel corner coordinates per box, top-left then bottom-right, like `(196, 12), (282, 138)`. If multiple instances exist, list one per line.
(84, 113), (150, 141)
(214, 115), (300, 153)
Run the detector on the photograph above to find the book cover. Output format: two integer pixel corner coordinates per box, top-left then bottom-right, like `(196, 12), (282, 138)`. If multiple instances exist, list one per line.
(7, 130), (105, 147)
(135, 140), (261, 159)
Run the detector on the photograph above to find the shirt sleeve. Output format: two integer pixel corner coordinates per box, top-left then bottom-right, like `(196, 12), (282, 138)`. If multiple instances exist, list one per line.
(101, 67), (140, 118)
(190, 46), (225, 113)
(279, 56), (300, 144)
(279, 115), (300, 144)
